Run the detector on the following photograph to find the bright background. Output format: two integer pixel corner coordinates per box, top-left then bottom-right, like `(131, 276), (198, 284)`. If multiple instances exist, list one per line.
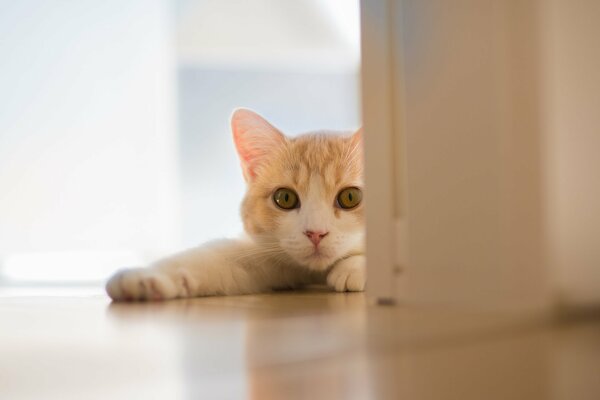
(0, 0), (361, 285)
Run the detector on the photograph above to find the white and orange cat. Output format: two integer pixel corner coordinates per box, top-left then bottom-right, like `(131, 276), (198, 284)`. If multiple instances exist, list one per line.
(106, 109), (365, 301)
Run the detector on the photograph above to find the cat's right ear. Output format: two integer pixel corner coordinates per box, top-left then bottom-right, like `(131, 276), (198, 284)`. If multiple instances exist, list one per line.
(231, 108), (286, 182)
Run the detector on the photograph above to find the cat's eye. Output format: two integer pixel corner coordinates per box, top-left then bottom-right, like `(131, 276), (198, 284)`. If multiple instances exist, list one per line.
(273, 188), (300, 210)
(336, 187), (362, 209)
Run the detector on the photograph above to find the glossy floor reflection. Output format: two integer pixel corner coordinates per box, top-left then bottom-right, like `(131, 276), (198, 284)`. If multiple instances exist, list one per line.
(0, 289), (599, 399)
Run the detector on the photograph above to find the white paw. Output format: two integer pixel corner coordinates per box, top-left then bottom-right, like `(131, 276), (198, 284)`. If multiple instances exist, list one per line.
(105, 268), (181, 302)
(327, 255), (366, 292)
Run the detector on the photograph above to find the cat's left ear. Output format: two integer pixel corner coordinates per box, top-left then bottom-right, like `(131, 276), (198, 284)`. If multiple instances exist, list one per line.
(350, 128), (363, 157)
(351, 128), (363, 147)
(231, 108), (286, 181)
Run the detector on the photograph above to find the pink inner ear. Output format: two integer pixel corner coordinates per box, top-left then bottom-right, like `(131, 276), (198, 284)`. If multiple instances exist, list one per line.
(233, 131), (261, 180)
(231, 109), (285, 180)
(351, 128), (363, 146)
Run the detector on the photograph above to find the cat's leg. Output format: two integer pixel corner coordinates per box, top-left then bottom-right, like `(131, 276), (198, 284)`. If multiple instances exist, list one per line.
(105, 239), (309, 301)
(326, 255), (366, 292)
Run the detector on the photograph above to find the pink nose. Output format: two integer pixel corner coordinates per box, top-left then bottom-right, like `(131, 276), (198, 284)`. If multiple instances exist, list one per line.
(304, 230), (329, 246)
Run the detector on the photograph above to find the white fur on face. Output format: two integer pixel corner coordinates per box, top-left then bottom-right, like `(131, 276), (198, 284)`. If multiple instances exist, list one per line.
(275, 174), (364, 271)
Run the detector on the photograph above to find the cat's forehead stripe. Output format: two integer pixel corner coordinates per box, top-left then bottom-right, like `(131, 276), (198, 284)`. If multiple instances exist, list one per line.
(242, 131), (363, 236)
(283, 134), (361, 190)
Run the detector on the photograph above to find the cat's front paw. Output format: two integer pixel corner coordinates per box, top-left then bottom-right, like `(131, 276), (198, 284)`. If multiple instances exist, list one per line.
(327, 255), (366, 292)
(106, 268), (179, 302)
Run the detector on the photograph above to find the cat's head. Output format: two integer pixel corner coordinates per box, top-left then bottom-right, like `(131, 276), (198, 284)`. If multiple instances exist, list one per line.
(231, 108), (364, 271)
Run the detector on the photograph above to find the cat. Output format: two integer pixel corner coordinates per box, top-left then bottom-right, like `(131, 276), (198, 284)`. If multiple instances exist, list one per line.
(106, 108), (365, 301)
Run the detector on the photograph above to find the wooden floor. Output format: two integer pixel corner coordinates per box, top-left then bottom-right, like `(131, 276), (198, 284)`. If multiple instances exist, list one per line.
(1, 287), (599, 400)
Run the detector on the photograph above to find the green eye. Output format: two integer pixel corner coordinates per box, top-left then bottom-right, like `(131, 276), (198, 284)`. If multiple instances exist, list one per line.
(273, 188), (299, 210)
(337, 187), (362, 209)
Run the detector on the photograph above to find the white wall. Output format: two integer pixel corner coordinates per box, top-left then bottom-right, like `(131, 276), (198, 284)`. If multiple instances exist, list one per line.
(0, 0), (180, 281)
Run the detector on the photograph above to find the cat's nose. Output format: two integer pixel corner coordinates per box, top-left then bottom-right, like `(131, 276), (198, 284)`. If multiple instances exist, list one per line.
(304, 230), (329, 246)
